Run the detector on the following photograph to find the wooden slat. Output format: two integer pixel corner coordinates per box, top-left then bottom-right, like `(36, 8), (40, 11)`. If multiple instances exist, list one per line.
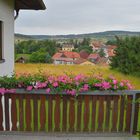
(48, 95), (53, 132)
(40, 95), (46, 131)
(98, 96), (105, 131)
(54, 95), (60, 131)
(11, 94), (18, 131)
(119, 96), (125, 132)
(69, 97), (75, 132)
(112, 96), (119, 132)
(4, 94), (10, 131)
(91, 96), (97, 132)
(105, 96), (112, 131)
(83, 95), (90, 132)
(0, 95), (3, 131)
(133, 94), (140, 134)
(33, 95), (38, 131)
(19, 95), (24, 131)
(62, 96), (68, 132)
(25, 95), (31, 131)
(77, 96), (83, 132)
(125, 96), (132, 132)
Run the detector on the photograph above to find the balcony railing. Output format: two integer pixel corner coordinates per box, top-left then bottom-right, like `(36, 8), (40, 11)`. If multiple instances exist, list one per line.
(0, 90), (139, 135)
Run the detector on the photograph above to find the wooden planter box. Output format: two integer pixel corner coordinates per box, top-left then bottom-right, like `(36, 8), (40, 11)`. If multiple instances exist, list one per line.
(0, 89), (140, 135)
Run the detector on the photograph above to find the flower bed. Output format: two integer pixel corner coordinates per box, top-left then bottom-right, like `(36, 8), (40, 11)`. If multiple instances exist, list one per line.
(0, 74), (133, 95)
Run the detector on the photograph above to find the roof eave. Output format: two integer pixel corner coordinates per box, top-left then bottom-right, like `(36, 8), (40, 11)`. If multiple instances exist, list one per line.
(15, 0), (46, 11)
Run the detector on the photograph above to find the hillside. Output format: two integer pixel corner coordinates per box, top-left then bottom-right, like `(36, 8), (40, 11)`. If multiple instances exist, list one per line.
(15, 30), (140, 41)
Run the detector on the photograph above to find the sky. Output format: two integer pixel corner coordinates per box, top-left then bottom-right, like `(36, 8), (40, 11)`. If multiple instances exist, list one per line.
(15, 0), (140, 35)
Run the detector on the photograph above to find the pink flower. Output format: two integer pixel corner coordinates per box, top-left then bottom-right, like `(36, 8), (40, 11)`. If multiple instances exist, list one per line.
(102, 82), (111, 90)
(66, 89), (76, 96)
(0, 88), (5, 95)
(53, 82), (58, 88)
(83, 84), (89, 91)
(46, 88), (51, 94)
(113, 80), (118, 85)
(120, 82), (124, 87)
(74, 74), (85, 81)
(35, 82), (47, 89)
(126, 83), (133, 90)
(94, 83), (102, 87)
(27, 86), (33, 91)
(113, 85), (118, 89)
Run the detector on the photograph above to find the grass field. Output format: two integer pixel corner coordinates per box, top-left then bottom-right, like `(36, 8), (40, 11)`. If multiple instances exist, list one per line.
(15, 63), (140, 89)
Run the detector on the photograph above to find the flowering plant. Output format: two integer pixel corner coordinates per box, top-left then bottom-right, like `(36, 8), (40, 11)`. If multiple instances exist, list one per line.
(0, 73), (133, 95)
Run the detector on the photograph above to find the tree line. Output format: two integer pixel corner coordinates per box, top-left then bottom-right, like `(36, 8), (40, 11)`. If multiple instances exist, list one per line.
(110, 36), (140, 76)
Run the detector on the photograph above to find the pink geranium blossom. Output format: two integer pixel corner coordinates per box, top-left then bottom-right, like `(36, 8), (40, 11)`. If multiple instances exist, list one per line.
(27, 86), (33, 91)
(101, 81), (111, 90)
(0, 88), (5, 95)
(53, 82), (59, 88)
(113, 80), (118, 85)
(46, 88), (51, 94)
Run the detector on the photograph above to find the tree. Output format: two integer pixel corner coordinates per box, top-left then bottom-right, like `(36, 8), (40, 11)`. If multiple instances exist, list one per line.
(81, 38), (90, 46)
(78, 45), (93, 54)
(29, 49), (52, 63)
(110, 36), (140, 75)
(98, 48), (106, 57)
(15, 40), (57, 56)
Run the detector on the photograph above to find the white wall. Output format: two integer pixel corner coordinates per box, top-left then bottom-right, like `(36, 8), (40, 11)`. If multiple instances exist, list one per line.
(0, 0), (14, 76)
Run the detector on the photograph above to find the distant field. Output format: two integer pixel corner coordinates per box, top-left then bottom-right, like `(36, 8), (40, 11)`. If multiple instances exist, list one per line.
(15, 63), (140, 89)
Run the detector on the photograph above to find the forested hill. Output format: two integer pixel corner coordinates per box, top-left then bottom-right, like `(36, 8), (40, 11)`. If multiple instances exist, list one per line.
(15, 31), (140, 41)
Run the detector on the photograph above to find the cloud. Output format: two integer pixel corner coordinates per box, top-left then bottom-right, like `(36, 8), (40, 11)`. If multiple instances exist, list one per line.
(15, 0), (140, 35)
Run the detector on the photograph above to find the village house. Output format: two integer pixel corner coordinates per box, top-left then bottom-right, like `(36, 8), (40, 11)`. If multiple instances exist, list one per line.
(90, 41), (105, 51)
(87, 53), (100, 63)
(15, 57), (26, 63)
(107, 45), (117, 57)
(90, 41), (108, 57)
(74, 58), (95, 65)
(0, 0), (46, 76)
(52, 51), (80, 65)
(62, 44), (75, 51)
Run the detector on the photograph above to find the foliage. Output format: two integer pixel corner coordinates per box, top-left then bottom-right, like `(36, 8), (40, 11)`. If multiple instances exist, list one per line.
(80, 38), (91, 46)
(98, 48), (106, 57)
(0, 73), (133, 95)
(106, 39), (117, 45)
(78, 45), (93, 54)
(15, 40), (58, 56)
(110, 36), (140, 76)
(29, 51), (47, 63)
(15, 40), (57, 63)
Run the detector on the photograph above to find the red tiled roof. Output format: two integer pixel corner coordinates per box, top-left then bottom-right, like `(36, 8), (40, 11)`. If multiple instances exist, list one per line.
(52, 53), (62, 59)
(52, 51), (80, 60)
(91, 41), (103, 48)
(88, 53), (100, 59)
(108, 50), (115, 57)
(79, 50), (89, 59)
(108, 45), (117, 50)
(63, 51), (80, 58)
(107, 45), (117, 57)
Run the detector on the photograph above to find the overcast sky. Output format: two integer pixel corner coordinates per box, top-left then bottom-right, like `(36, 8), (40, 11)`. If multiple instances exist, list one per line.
(15, 0), (140, 35)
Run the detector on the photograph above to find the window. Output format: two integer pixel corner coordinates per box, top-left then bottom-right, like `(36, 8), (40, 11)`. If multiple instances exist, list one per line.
(0, 21), (4, 62)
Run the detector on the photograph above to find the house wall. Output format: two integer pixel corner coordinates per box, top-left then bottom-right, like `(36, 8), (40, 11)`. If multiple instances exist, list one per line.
(0, 0), (14, 76)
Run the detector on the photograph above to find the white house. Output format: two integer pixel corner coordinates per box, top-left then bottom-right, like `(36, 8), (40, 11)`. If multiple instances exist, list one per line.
(0, 0), (46, 76)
